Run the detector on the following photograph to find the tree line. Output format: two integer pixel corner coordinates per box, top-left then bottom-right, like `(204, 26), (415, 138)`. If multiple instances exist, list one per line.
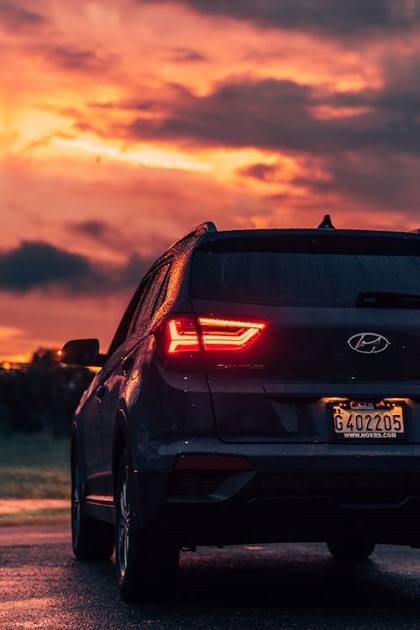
(0, 349), (94, 437)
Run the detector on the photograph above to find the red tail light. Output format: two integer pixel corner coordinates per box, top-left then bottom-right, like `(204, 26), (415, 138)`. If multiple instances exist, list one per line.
(167, 317), (201, 354)
(199, 317), (266, 351)
(160, 316), (266, 355)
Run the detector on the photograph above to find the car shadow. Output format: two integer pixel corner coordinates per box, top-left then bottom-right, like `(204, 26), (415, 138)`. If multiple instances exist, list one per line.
(175, 544), (420, 609)
(67, 542), (420, 628)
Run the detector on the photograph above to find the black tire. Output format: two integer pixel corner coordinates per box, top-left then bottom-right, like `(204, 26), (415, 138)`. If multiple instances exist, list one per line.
(326, 539), (375, 561)
(71, 450), (115, 560)
(115, 450), (179, 602)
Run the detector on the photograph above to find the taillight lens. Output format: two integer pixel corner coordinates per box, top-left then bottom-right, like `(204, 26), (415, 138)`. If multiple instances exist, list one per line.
(160, 315), (266, 355)
(199, 317), (266, 351)
(167, 317), (201, 354)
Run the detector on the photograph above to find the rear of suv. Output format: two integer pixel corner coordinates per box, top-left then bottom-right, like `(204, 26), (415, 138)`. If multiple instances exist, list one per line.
(62, 219), (420, 601)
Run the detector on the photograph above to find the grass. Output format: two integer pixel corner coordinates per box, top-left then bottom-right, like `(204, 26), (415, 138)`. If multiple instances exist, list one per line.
(0, 467), (70, 499)
(0, 432), (69, 469)
(0, 433), (70, 500)
(0, 433), (71, 525)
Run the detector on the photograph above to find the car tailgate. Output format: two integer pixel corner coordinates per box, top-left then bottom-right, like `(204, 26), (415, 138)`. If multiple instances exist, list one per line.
(191, 298), (420, 443)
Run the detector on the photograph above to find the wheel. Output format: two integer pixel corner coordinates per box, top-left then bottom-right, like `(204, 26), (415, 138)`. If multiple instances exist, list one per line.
(115, 449), (179, 602)
(71, 450), (114, 560)
(326, 539), (375, 561)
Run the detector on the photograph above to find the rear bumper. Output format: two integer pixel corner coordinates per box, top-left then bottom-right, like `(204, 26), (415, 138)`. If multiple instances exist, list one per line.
(161, 495), (420, 547)
(131, 442), (420, 546)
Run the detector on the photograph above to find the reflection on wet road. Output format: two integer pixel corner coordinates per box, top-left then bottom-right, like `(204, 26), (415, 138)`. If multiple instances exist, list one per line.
(2, 524), (420, 629)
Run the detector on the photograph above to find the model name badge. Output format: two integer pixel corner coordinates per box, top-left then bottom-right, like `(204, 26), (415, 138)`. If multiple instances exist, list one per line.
(217, 363), (264, 370)
(347, 332), (390, 354)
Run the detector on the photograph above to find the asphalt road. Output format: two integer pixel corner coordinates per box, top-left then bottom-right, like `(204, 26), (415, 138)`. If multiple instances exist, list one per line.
(2, 524), (420, 629)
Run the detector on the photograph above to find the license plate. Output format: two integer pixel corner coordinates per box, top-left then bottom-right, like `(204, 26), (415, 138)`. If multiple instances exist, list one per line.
(332, 402), (405, 441)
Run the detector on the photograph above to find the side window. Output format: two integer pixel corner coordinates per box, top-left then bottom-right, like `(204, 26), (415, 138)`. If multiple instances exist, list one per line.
(153, 265), (171, 313)
(129, 264), (170, 335)
(107, 276), (153, 357)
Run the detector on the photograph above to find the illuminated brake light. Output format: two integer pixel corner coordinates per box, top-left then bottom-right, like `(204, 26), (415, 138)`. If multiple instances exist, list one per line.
(163, 316), (266, 355)
(167, 317), (200, 354)
(198, 317), (266, 351)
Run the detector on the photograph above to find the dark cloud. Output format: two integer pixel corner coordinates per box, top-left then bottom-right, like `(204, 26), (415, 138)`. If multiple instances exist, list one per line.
(142, 0), (419, 36)
(0, 242), (94, 293)
(38, 45), (117, 74)
(295, 152), (420, 212)
(126, 74), (420, 157)
(67, 220), (171, 258)
(88, 99), (165, 114)
(70, 220), (108, 239)
(0, 0), (46, 31)
(127, 79), (316, 149)
(248, 150), (420, 216)
(67, 220), (135, 254)
(238, 162), (283, 183)
(0, 241), (155, 295)
(167, 47), (207, 63)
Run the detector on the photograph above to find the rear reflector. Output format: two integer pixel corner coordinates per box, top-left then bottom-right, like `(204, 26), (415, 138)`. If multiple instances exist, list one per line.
(174, 454), (254, 471)
(163, 316), (266, 355)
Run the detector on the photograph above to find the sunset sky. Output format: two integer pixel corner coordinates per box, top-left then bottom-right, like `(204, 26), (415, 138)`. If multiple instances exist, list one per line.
(1, 0), (420, 361)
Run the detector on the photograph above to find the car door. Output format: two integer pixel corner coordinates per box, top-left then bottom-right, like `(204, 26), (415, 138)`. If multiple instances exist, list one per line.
(76, 274), (153, 498)
(100, 263), (171, 498)
(75, 369), (108, 499)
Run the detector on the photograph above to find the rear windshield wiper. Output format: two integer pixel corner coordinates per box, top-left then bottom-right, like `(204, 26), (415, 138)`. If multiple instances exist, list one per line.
(356, 291), (420, 308)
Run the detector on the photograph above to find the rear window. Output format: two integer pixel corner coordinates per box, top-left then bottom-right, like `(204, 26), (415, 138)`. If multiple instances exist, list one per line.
(191, 251), (420, 307)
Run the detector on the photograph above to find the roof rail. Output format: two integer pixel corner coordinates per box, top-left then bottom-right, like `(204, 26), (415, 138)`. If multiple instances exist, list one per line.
(317, 214), (335, 229)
